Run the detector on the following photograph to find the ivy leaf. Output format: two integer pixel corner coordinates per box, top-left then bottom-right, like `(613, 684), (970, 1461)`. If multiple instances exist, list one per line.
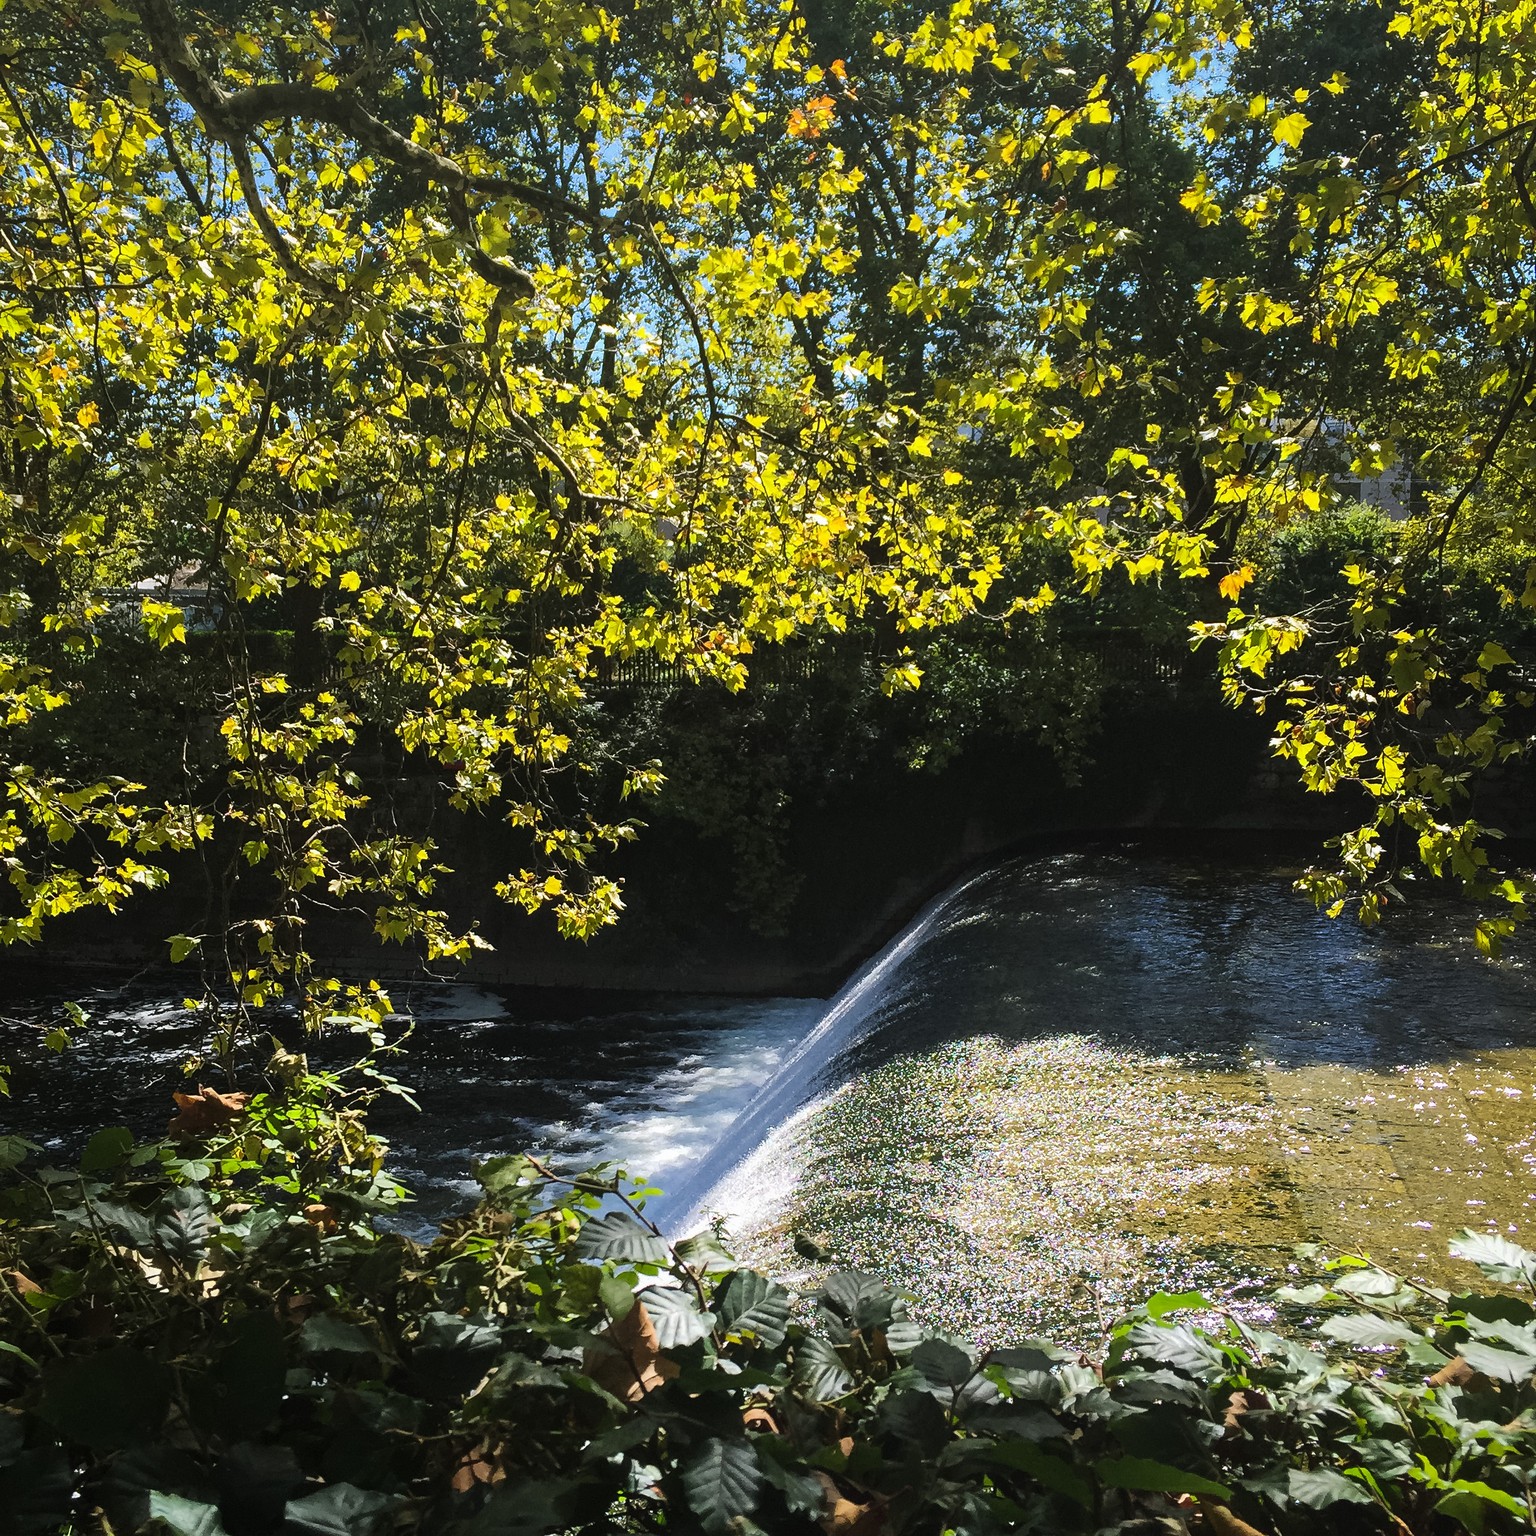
(154, 1184), (215, 1269)
(715, 1269), (790, 1348)
(682, 1438), (763, 1532)
(633, 1285), (714, 1348)
(573, 1210), (668, 1265)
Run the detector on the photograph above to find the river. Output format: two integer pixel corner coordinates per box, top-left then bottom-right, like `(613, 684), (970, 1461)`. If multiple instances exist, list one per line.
(3, 848), (1533, 1341)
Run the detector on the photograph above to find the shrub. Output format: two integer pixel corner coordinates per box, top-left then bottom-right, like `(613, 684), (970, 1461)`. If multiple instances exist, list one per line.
(2, 1091), (1535, 1535)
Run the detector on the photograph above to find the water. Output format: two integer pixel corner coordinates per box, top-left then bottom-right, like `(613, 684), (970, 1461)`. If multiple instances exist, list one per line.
(0, 981), (818, 1226)
(679, 852), (1536, 1340)
(3, 847), (1534, 1340)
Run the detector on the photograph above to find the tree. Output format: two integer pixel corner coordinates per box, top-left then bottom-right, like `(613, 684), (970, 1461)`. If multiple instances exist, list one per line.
(4, 0), (1535, 1065)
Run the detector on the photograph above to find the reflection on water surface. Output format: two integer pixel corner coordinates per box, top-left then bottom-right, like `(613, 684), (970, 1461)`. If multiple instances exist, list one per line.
(693, 854), (1536, 1340)
(3, 848), (1533, 1341)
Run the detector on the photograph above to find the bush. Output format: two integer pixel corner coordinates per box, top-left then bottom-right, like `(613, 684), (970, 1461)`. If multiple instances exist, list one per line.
(2, 1090), (1535, 1536)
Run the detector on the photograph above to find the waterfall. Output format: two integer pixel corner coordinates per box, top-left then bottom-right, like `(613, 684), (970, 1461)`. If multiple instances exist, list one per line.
(664, 869), (984, 1231)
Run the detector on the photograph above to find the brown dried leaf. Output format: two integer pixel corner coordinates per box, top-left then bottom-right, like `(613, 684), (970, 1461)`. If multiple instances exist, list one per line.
(303, 1203), (340, 1233)
(167, 1085), (250, 1139)
(1428, 1355), (1489, 1390)
(584, 1300), (679, 1402)
(1222, 1388), (1268, 1431)
(450, 1440), (506, 1493)
(814, 1472), (886, 1536)
(1199, 1500), (1269, 1536)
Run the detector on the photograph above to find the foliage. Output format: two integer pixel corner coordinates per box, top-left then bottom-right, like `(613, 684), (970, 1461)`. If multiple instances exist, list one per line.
(4, 1095), (1536, 1536)
(3, 0), (1536, 1002)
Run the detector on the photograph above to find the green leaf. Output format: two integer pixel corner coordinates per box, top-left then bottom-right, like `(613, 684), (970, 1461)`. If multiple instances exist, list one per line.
(682, 1438), (763, 1533)
(458, 1479), (580, 1535)
(573, 1210), (668, 1265)
(282, 1484), (402, 1536)
(676, 1229), (737, 1274)
(755, 1444), (825, 1515)
(0, 1339), (37, 1372)
(982, 1441), (1092, 1508)
(0, 1135), (40, 1169)
(154, 1183), (214, 1268)
(410, 1311), (503, 1398)
(634, 1285), (714, 1348)
(1098, 1456), (1231, 1499)
(80, 1125), (134, 1172)
(1287, 1468), (1373, 1508)
(1331, 1268), (1399, 1297)
(1272, 111), (1310, 148)
(1435, 1480), (1528, 1530)
(474, 1154), (538, 1202)
(599, 1272), (637, 1321)
(1145, 1291), (1213, 1320)
(147, 1491), (231, 1536)
(716, 1269), (790, 1348)
(190, 1313), (288, 1439)
(1319, 1314), (1424, 1349)
(1459, 1340), (1536, 1383)
(300, 1314), (377, 1356)
(0, 1446), (74, 1532)
(1126, 1321), (1227, 1377)
(793, 1336), (852, 1400)
(913, 1336), (976, 1395)
(88, 1199), (155, 1248)
(1478, 641), (1516, 671)
(1451, 1229), (1536, 1285)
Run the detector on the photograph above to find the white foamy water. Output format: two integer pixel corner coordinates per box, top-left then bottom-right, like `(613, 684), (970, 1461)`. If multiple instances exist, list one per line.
(520, 1002), (821, 1201)
(662, 872), (987, 1231)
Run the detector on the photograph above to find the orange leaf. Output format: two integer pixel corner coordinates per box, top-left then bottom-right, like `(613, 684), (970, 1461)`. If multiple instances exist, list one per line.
(167, 1085), (251, 1139)
(1218, 564), (1255, 601)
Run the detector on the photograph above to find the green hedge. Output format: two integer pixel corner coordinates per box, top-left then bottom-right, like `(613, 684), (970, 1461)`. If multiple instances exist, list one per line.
(2, 1084), (1535, 1536)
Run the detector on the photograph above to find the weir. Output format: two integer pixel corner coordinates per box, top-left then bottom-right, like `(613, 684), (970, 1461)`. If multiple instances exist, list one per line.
(663, 868), (987, 1230)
